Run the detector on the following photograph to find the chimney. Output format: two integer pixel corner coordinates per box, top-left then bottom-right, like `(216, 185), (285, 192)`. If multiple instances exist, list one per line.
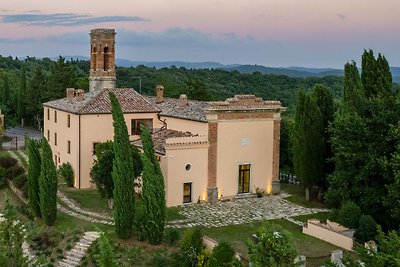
(76, 89), (85, 102)
(66, 88), (75, 101)
(179, 94), (188, 106)
(156, 85), (164, 103)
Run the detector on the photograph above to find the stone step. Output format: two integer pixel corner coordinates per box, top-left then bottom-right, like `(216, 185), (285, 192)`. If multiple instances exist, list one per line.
(65, 255), (81, 263)
(66, 250), (84, 259)
(61, 258), (79, 266)
(58, 261), (74, 267)
(68, 248), (85, 256)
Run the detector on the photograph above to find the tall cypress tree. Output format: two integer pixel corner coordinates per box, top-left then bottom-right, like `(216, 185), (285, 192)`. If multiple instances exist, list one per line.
(27, 137), (41, 217)
(343, 61), (365, 112)
(140, 126), (166, 244)
(292, 90), (325, 201)
(16, 67), (26, 124)
(39, 138), (58, 226)
(312, 84), (335, 193)
(2, 74), (9, 107)
(109, 92), (135, 239)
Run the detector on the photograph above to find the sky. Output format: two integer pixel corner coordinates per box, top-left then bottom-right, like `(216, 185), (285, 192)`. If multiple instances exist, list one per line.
(0, 0), (399, 68)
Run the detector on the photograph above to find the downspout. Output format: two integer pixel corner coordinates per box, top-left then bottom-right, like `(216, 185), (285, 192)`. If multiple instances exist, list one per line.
(78, 114), (81, 189)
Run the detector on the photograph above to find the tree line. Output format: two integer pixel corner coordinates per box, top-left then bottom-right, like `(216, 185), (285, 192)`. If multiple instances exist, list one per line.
(0, 55), (347, 130)
(288, 50), (400, 231)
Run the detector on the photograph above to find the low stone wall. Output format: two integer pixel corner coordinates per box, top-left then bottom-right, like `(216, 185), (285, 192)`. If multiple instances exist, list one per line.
(303, 219), (354, 251)
(7, 180), (28, 205)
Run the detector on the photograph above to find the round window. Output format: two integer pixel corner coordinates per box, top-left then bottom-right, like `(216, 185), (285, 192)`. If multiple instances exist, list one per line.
(185, 163), (192, 172)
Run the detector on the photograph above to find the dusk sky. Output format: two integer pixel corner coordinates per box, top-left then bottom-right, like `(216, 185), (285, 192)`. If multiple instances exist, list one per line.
(1, 0), (399, 68)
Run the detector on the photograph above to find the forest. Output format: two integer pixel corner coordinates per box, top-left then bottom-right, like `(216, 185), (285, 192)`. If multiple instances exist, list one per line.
(0, 54), (346, 129)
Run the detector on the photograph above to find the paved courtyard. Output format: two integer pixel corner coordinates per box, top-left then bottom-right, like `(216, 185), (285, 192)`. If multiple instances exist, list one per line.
(167, 193), (328, 228)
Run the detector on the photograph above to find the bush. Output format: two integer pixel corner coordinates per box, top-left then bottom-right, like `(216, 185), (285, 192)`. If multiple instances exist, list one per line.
(209, 241), (236, 267)
(5, 165), (25, 180)
(14, 173), (27, 189)
(354, 215), (378, 242)
(151, 252), (170, 267)
(133, 206), (146, 241)
(21, 182), (28, 198)
(180, 228), (203, 266)
(17, 204), (35, 220)
(58, 163), (74, 187)
(0, 156), (18, 169)
(164, 228), (181, 246)
(328, 208), (340, 222)
(339, 201), (361, 229)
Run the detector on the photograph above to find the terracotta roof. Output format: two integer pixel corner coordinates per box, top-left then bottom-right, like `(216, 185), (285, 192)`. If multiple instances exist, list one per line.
(43, 88), (159, 114)
(133, 129), (197, 155)
(206, 94), (285, 113)
(145, 96), (208, 122)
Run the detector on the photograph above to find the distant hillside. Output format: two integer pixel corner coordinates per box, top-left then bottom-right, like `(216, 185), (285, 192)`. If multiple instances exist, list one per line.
(59, 55), (400, 81)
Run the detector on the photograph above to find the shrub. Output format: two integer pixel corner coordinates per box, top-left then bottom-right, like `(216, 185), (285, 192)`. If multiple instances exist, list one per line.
(247, 222), (297, 267)
(339, 201), (361, 229)
(255, 187), (265, 198)
(14, 173), (27, 189)
(133, 206), (146, 241)
(180, 228), (203, 266)
(0, 156), (18, 169)
(5, 165), (25, 180)
(21, 182), (28, 198)
(17, 204), (35, 220)
(151, 252), (170, 267)
(58, 162), (74, 187)
(328, 208), (340, 222)
(354, 215), (378, 242)
(209, 241), (236, 267)
(164, 228), (181, 246)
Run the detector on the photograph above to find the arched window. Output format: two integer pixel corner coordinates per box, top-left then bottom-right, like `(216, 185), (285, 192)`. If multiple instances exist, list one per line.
(91, 46), (97, 69)
(103, 47), (109, 70)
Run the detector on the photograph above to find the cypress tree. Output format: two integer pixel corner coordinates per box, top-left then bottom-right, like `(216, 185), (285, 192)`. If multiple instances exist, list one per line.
(292, 90), (325, 201)
(96, 233), (118, 267)
(39, 138), (58, 226)
(2, 74), (9, 107)
(361, 49), (378, 98)
(140, 125), (166, 244)
(27, 137), (41, 217)
(343, 61), (365, 112)
(17, 67), (26, 123)
(109, 92), (135, 239)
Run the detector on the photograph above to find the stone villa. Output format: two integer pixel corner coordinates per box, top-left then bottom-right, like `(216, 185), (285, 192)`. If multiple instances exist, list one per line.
(43, 29), (285, 207)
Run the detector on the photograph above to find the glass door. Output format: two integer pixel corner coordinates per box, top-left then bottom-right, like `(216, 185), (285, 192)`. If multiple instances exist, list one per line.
(238, 164), (250, 193)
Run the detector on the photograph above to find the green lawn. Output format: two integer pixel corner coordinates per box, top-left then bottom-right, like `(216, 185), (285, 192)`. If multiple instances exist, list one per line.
(0, 186), (23, 209)
(281, 183), (326, 209)
(203, 218), (342, 260)
(60, 187), (112, 215)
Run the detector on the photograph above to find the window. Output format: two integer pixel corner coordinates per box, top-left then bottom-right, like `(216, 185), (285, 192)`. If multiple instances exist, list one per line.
(47, 108), (50, 120)
(54, 133), (57, 146)
(54, 155), (57, 165)
(67, 141), (71, 154)
(238, 164), (251, 194)
(183, 182), (192, 204)
(67, 114), (71, 128)
(185, 163), (192, 172)
(54, 110), (57, 123)
(47, 130), (50, 142)
(93, 142), (100, 155)
(131, 119), (153, 135)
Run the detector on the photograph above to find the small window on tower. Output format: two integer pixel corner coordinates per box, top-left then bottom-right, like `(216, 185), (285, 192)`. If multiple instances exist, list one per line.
(104, 47), (109, 70)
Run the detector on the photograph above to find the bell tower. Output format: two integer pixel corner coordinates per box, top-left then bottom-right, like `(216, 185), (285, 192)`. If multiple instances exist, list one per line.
(89, 29), (116, 92)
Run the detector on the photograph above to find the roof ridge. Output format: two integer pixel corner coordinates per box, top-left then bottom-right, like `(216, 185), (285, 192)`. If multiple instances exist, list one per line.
(76, 88), (108, 113)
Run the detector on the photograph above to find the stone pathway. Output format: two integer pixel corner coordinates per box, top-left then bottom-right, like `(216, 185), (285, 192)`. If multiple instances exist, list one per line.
(167, 195), (328, 228)
(58, 231), (100, 267)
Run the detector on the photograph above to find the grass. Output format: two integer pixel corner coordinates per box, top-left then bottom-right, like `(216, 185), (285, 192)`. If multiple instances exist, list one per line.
(203, 218), (344, 260)
(0, 186), (23, 209)
(281, 183), (326, 209)
(13, 150), (28, 169)
(60, 187), (112, 215)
